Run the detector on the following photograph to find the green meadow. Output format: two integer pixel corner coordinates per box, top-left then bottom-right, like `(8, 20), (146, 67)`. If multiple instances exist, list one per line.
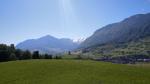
(0, 60), (150, 84)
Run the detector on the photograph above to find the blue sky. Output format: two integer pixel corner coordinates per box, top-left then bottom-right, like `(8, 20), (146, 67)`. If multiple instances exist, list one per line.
(0, 0), (150, 44)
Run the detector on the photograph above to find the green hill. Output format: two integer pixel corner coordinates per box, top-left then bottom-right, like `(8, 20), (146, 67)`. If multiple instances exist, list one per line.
(0, 60), (150, 84)
(82, 37), (150, 57)
(79, 13), (150, 58)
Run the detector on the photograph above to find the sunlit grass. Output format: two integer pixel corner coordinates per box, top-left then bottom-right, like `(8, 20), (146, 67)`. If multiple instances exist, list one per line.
(0, 60), (150, 84)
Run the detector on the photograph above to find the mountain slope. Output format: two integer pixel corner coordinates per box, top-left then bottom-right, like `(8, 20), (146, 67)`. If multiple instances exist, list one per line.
(16, 35), (78, 54)
(80, 13), (150, 49)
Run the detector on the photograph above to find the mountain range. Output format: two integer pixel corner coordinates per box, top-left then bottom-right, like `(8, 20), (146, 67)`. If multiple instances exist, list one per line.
(79, 13), (150, 57)
(80, 13), (150, 49)
(16, 35), (79, 54)
(16, 13), (150, 56)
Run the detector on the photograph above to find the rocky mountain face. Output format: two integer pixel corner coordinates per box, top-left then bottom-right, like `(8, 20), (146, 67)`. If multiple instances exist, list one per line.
(80, 13), (150, 49)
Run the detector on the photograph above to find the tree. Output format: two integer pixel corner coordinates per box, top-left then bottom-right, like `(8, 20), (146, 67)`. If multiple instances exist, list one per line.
(44, 54), (49, 59)
(39, 54), (45, 59)
(45, 54), (52, 59)
(48, 54), (53, 59)
(15, 49), (23, 60)
(0, 44), (10, 62)
(68, 51), (71, 55)
(0, 50), (10, 62)
(8, 44), (15, 54)
(22, 50), (32, 60)
(10, 44), (15, 50)
(32, 51), (39, 59)
(9, 53), (17, 61)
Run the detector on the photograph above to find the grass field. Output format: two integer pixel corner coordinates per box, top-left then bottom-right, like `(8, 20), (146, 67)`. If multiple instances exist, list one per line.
(0, 60), (150, 84)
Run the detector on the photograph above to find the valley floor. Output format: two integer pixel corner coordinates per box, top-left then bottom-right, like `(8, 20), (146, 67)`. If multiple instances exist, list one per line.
(0, 60), (150, 84)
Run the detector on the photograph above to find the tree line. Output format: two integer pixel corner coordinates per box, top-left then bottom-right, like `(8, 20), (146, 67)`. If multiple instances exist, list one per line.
(0, 44), (61, 62)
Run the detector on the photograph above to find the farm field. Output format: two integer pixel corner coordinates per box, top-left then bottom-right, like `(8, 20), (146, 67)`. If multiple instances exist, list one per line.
(0, 60), (150, 84)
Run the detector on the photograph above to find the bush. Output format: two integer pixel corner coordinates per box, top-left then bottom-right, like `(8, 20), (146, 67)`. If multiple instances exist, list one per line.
(76, 54), (82, 59)
(32, 51), (39, 59)
(55, 56), (62, 59)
